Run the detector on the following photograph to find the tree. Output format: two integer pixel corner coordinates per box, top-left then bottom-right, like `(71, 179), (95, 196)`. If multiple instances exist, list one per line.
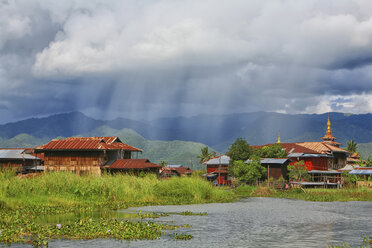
(358, 156), (372, 167)
(226, 138), (252, 163)
(347, 140), (358, 153)
(257, 144), (287, 158)
(229, 156), (266, 184)
(288, 160), (310, 181)
(159, 161), (167, 167)
(197, 147), (216, 164)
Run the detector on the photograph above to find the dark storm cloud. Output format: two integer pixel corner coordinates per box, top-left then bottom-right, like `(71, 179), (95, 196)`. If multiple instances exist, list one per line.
(1, 0), (372, 123)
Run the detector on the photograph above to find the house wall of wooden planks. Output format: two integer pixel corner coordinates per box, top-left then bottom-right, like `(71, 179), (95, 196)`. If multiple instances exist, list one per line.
(43, 151), (104, 176)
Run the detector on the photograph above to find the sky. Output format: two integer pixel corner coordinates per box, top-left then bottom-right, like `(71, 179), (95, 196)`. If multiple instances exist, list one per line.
(1, 0), (372, 124)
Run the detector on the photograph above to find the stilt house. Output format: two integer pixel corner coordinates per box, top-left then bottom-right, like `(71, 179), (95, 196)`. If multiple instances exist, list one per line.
(0, 148), (41, 173)
(32, 137), (143, 175)
(159, 165), (193, 178)
(203, 155), (231, 185)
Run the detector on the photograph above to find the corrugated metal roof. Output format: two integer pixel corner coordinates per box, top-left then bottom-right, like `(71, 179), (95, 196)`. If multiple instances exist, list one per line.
(203, 155), (230, 165)
(36, 137), (141, 152)
(65, 136), (119, 143)
(349, 169), (372, 175)
(167, 165), (182, 168)
(109, 159), (161, 169)
(347, 157), (360, 163)
(297, 142), (349, 154)
(244, 158), (289, 164)
(162, 165), (192, 175)
(257, 143), (320, 155)
(260, 158), (289, 164)
(350, 152), (360, 159)
(160, 167), (181, 175)
(160, 166), (192, 175)
(258, 142), (348, 156)
(308, 170), (343, 174)
(27, 166), (44, 171)
(0, 149), (40, 160)
(174, 166), (192, 175)
(281, 143), (320, 154)
(287, 153), (331, 158)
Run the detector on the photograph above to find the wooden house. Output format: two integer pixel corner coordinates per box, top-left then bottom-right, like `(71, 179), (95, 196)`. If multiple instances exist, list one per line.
(159, 165), (193, 179)
(0, 148), (41, 174)
(31, 137), (142, 175)
(159, 167), (180, 178)
(203, 155), (231, 185)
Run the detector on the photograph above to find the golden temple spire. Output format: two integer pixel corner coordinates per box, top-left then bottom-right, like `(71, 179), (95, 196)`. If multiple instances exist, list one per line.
(277, 133), (281, 144)
(327, 114), (332, 136)
(322, 114), (336, 142)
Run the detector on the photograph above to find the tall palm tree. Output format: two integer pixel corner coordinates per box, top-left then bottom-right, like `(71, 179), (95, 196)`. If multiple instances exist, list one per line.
(197, 147), (216, 164)
(347, 140), (358, 153)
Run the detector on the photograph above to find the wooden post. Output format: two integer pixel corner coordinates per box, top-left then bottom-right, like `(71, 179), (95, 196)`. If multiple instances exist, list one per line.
(218, 155), (221, 186)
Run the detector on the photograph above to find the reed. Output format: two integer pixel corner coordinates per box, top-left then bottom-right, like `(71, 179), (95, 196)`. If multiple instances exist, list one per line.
(244, 185), (372, 202)
(274, 187), (372, 201)
(0, 171), (236, 209)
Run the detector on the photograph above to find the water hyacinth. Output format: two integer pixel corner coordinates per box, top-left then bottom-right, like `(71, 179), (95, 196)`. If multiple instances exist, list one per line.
(0, 171), (234, 245)
(0, 210), (166, 245)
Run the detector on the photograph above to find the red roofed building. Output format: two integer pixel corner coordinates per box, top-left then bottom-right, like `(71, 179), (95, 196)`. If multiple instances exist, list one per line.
(159, 165), (193, 179)
(104, 159), (162, 175)
(203, 155), (231, 185)
(32, 137), (142, 175)
(261, 116), (350, 171)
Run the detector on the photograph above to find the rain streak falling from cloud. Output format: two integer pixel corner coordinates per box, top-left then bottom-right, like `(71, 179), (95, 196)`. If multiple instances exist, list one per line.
(1, 0), (372, 123)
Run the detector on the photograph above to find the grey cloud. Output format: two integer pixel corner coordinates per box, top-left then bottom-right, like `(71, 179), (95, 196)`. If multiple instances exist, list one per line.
(1, 0), (372, 124)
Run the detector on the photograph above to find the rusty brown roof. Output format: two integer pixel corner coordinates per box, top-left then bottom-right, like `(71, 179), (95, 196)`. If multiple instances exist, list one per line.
(258, 142), (349, 155)
(109, 159), (161, 169)
(161, 166), (192, 175)
(35, 136), (141, 152)
(258, 143), (320, 154)
(297, 142), (349, 154)
(350, 152), (360, 159)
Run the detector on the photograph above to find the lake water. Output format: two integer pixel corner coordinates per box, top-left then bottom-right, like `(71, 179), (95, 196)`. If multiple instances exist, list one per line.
(9, 198), (372, 248)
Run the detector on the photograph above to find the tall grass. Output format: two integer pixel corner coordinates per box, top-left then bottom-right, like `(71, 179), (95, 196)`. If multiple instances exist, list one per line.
(248, 186), (372, 201)
(274, 187), (372, 201)
(0, 172), (236, 209)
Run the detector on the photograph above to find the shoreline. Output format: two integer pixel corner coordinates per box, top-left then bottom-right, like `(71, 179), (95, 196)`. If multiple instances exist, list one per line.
(1, 172), (372, 246)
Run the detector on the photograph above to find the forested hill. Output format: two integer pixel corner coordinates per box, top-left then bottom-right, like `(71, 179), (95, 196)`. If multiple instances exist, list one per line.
(1, 111), (372, 158)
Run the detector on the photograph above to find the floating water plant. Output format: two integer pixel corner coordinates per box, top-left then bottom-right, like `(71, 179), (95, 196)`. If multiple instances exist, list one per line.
(177, 211), (208, 216)
(172, 233), (193, 240)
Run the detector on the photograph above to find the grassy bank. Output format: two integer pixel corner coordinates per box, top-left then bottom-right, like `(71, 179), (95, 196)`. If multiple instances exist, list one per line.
(236, 185), (372, 201)
(0, 171), (233, 245)
(273, 187), (372, 201)
(2, 171), (372, 246)
(0, 171), (235, 210)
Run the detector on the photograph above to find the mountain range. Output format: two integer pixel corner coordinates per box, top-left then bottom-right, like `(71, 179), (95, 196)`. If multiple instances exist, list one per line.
(0, 111), (372, 164)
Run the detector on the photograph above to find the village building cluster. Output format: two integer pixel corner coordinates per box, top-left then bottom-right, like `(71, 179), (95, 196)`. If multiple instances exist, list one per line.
(0, 116), (371, 186)
(203, 117), (372, 187)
